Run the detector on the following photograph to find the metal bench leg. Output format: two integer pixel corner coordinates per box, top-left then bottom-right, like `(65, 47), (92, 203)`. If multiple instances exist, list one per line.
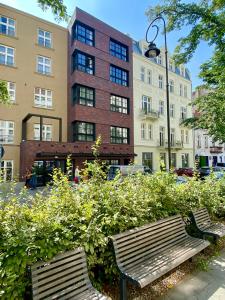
(120, 275), (127, 300)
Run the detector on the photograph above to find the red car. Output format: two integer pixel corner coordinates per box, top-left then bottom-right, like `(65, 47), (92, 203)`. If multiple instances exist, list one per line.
(175, 168), (194, 177)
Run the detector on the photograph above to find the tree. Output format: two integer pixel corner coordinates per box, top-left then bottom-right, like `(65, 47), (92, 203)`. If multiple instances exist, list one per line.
(0, 0), (68, 104)
(146, 0), (225, 141)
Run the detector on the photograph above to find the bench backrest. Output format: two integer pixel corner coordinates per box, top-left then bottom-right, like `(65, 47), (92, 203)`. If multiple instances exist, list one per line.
(111, 215), (188, 272)
(31, 247), (92, 300)
(191, 208), (211, 231)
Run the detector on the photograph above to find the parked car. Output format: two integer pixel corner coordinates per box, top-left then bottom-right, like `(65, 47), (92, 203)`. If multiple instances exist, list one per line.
(198, 166), (224, 179)
(216, 162), (225, 170)
(175, 168), (194, 177)
(107, 165), (150, 180)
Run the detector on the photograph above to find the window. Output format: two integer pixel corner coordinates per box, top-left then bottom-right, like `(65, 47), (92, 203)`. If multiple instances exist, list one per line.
(72, 84), (95, 107)
(180, 107), (187, 120)
(158, 75), (163, 89)
(73, 21), (94, 46)
(184, 85), (188, 98)
(141, 123), (146, 140)
(157, 55), (162, 65)
(34, 87), (52, 108)
(38, 28), (52, 48)
(205, 136), (209, 148)
(159, 126), (165, 146)
(148, 124), (152, 140)
(37, 55), (51, 75)
(0, 16), (15, 36)
(160, 153), (166, 169)
(142, 152), (153, 169)
(110, 65), (128, 86)
(159, 100), (164, 115)
(0, 120), (14, 143)
(170, 128), (175, 147)
(73, 122), (95, 142)
(142, 95), (152, 113)
(181, 129), (184, 144)
(0, 44), (14, 66)
(110, 95), (128, 114)
(0, 160), (13, 181)
(171, 153), (177, 168)
(140, 66), (145, 82)
(197, 135), (201, 148)
(169, 59), (173, 71)
(34, 124), (52, 141)
(170, 104), (175, 118)
(110, 39), (128, 61)
(110, 126), (129, 144)
(169, 80), (174, 93)
(72, 50), (94, 75)
(147, 69), (152, 84)
(185, 130), (189, 144)
(182, 153), (189, 167)
(179, 84), (183, 96)
(7, 81), (16, 102)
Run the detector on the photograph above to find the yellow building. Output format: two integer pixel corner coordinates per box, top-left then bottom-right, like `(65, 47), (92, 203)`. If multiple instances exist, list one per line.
(133, 40), (194, 171)
(0, 4), (67, 180)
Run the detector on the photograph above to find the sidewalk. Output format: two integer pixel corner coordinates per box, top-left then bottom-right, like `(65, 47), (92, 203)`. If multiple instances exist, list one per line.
(161, 250), (225, 300)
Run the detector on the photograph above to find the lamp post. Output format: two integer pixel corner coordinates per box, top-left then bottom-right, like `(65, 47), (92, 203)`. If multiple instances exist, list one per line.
(144, 14), (171, 170)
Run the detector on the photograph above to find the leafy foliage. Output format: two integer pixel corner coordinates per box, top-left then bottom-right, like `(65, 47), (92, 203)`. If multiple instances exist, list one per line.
(0, 81), (10, 105)
(37, 0), (69, 22)
(0, 161), (225, 298)
(147, 0), (225, 141)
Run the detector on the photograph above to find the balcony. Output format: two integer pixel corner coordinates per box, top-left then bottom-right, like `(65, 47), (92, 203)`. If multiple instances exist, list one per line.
(166, 140), (183, 149)
(210, 146), (223, 153)
(140, 109), (159, 120)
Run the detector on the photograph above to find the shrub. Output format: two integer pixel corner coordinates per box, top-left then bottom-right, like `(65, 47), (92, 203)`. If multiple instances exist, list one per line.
(0, 160), (224, 298)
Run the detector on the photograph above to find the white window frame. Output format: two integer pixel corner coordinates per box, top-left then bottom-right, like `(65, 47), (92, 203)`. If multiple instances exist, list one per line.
(179, 84), (183, 96)
(170, 104), (175, 118)
(169, 80), (174, 93)
(142, 95), (152, 113)
(0, 120), (14, 144)
(148, 124), (152, 140)
(181, 129), (184, 144)
(159, 100), (164, 115)
(147, 69), (152, 84)
(185, 130), (189, 144)
(170, 128), (175, 146)
(38, 28), (52, 48)
(0, 15), (15, 36)
(205, 136), (209, 148)
(197, 135), (201, 148)
(7, 81), (16, 102)
(37, 55), (52, 75)
(181, 106), (187, 120)
(0, 160), (13, 181)
(34, 87), (52, 108)
(157, 55), (162, 65)
(34, 124), (52, 141)
(0, 44), (14, 66)
(158, 75), (163, 89)
(140, 66), (145, 82)
(141, 123), (146, 140)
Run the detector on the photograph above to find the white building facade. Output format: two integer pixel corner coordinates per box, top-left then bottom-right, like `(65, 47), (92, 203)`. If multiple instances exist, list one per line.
(133, 40), (194, 171)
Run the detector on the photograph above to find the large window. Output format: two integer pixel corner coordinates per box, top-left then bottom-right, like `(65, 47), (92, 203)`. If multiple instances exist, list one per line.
(72, 84), (95, 107)
(73, 122), (95, 142)
(142, 152), (153, 169)
(169, 80), (174, 93)
(180, 106), (187, 120)
(1, 160), (13, 181)
(158, 75), (163, 89)
(38, 28), (52, 48)
(160, 153), (166, 169)
(0, 44), (14, 66)
(7, 81), (16, 102)
(37, 55), (51, 75)
(159, 126), (165, 146)
(110, 38), (128, 61)
(147, 69), (152, 84)
(140, 66), (145, 81)
(34, 124), (52, 141)
(141, 123), (146, 140)
(142, 95), (152, 113)
(110, 126), (129, 144)
(73, 21), (94, 46)
(171, 153), (177, 168)
(110, 95), (128, 114)
(72, 50), (94, 75)
(0, 16), (15, 36)
(110, 65), (128, 86)
(170, 104), (175, 118)
(159, 100), (164, 115)
(0, 120), (14, 143)
(34, 87), (52, 108)
(182, 153), (189, 167)
(170, 128), (175, 147)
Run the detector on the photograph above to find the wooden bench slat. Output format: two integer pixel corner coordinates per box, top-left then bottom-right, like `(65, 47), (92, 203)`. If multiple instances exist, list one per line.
(114, 221), (185, 250)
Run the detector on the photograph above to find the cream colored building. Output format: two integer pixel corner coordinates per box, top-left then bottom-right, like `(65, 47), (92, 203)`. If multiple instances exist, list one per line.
(0, 4), (68, 180)
(133, 40), (194, 171)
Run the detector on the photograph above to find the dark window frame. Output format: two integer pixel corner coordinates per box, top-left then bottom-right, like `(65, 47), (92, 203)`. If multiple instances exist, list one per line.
(110, 126), (129, 144)
(109, 38), (128, 62)
(110, 65), (129, 86)
(73, 21), (95, 46)
(72, 121), (95, 142)
(72, 50), (95, 75)
(72, 84), (95, 107)
(110, 94), (129, 114)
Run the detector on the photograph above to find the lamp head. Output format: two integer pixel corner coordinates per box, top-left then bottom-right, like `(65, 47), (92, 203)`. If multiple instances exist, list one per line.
(144, 42), (160, 58)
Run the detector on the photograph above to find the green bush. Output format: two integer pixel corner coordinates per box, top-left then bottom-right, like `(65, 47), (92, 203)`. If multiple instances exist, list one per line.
(0, 161), (224, 299)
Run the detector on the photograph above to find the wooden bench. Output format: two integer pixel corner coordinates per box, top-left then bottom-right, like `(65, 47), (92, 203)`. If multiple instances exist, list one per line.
(111, 215), (210, 300)
(190, 208), (225, 243)
(31, 247), (110, 300)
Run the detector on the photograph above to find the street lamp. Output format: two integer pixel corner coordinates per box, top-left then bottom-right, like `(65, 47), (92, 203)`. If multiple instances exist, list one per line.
(144, 14), (172, 170)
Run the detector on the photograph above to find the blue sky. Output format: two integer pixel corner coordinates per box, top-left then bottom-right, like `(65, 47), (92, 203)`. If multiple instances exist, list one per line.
(1, 0), (213, 88)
